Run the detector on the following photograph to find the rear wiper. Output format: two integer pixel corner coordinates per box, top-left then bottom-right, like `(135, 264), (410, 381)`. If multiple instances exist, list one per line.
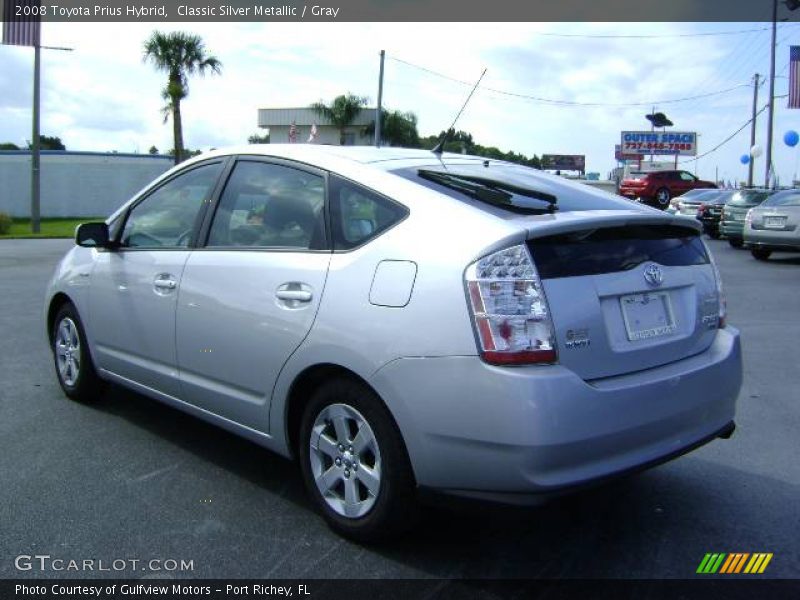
(418, 169), (558, 214)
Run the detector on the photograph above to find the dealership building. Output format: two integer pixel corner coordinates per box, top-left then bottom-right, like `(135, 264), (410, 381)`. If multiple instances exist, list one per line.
(257, 107), (377, 146)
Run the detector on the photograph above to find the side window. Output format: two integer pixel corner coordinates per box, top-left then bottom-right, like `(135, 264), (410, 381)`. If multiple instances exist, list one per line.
(120, 163), (221, 248)
(207, 161), (326, 250)
(330, 175), (408, 250)
(680, 172), (696, 181)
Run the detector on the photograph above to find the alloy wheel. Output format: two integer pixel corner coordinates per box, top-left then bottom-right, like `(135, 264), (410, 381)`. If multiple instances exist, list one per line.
(308, 403), (382, 519)
(55, 317), (81, 387)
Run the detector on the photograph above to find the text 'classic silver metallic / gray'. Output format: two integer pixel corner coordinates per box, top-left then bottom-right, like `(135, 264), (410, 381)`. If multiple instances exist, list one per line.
(45, 145), (742, 541)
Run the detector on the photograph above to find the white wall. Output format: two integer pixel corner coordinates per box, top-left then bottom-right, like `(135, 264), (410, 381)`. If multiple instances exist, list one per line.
(0, 151), (173, 218)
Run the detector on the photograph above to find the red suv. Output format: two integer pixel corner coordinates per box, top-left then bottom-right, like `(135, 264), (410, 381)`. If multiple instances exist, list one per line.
(619, 170), (716, 209)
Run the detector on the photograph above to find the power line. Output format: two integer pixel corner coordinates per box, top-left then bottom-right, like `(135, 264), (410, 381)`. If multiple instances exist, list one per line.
(529, 26), (785, 39)
(677, 96), (787, 164)
(388, 55), (750, 107)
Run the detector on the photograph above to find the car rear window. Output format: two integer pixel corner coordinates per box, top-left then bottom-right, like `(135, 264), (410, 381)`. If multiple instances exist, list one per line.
(761, 189), (800, 207)
(727, 190), (772, 206)
(528, 225), (709, 279)
(392, 163), (637, 213)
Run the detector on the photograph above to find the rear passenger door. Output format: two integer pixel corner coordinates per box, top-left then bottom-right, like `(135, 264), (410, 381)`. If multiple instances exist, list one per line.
(175, 158), (331, 431)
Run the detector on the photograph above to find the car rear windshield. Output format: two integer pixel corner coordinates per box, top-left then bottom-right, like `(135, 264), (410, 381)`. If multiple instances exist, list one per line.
(392, 163), (637, 213)
(528, 225), (709, 279)
(727, 190), (772, 206)
(761, 189), (800, 207)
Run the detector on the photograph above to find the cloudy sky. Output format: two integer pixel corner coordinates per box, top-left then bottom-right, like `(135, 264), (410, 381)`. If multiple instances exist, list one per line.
(2, 19), (800, 184)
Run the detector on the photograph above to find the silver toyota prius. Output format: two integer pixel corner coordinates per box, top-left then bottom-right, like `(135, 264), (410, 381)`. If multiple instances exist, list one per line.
(45, 145), (742, 541)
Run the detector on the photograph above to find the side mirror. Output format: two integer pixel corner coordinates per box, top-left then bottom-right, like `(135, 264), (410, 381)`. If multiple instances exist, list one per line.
(75, 222), (111, 248)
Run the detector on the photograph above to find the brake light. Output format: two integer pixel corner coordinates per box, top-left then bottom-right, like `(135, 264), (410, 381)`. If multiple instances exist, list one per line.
(465, 245), (557, 365)
(706, 243), (727, 328)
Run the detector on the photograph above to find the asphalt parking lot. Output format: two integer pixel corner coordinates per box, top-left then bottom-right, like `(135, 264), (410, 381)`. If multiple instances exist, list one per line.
(1, 237), (798, 580)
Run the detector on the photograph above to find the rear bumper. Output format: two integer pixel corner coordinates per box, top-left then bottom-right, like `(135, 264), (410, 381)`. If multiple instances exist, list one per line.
(745, 229), (800, 249)
(720, 221), (744, 239)
(371, 327), (741, 497)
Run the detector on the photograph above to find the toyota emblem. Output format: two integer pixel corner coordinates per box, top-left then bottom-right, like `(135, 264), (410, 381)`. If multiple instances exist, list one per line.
(643, 264), (664, 287)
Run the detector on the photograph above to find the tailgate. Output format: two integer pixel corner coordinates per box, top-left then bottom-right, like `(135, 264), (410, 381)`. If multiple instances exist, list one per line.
(527, 222), (720, 380)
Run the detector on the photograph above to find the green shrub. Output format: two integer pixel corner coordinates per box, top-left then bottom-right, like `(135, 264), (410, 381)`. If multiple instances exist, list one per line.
(0, 212), (12, 235)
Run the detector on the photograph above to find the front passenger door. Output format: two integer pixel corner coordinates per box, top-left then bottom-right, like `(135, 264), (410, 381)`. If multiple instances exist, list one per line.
(88, 161), (224, 398)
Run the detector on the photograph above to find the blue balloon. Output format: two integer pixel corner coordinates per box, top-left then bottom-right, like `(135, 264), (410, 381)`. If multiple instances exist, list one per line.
(784, 130), (799, 147)
(740, 154), (750, 165)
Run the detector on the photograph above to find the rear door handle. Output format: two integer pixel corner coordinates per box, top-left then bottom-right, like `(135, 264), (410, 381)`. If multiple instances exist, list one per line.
(275, 283), (314, 308)
(153, 274), (178, 292)
(276, 290), (312, 302)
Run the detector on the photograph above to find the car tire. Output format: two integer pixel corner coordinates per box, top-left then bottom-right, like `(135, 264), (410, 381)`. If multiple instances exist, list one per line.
(655, 187), (671, 208)
(751, 248), (772, 261)
(298, 378), (418, 542)
(52, 303), (103, 402)
(728, 238), (744, 248)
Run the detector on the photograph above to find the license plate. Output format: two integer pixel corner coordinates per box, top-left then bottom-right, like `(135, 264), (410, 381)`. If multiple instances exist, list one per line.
(732, 213), (743, 221)
(764, 216), (786, 229)
(620, 292), (676, 342)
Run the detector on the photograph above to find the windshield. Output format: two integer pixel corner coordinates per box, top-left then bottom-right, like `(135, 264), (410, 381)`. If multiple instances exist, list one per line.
(761, 189), (800, 207)
(727, 190), (772, 207)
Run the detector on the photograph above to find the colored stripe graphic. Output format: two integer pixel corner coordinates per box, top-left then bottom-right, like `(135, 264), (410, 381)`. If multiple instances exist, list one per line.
(699, 552), (773, 574)
(720, 553), (749, 573)
(744, 553), (773, 574)
(697, 553), (727, 574)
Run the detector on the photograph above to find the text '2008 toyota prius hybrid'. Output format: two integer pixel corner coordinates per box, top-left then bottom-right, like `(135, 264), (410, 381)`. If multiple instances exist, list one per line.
(45, 145), (742, 541)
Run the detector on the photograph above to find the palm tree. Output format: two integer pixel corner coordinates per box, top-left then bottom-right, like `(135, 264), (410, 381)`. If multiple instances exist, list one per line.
(310, 93), (368, 145)
(143, 31), (222, 164)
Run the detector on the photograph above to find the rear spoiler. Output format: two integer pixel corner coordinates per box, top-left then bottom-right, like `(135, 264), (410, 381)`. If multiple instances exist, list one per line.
(516, 209), (702, 240)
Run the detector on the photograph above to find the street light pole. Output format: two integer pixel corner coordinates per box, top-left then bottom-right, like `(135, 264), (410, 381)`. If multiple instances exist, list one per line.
(765, 0), (777, 188)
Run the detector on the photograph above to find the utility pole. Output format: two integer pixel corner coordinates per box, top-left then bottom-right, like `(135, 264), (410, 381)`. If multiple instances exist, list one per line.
(765, 0), (777, 188)
(748, 73), (760, 188)
(375, 50), (385, 147)
(31, 41), (41, 233)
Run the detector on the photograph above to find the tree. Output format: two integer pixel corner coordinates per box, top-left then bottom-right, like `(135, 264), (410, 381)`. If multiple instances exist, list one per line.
(0, 142), (20, 150)
(310, 93), (368, 145)
(419, 129), (541, 168)
(143, 31), (222, 165)
(248, 132), (270, 144)
(148, 145), (159, 154)
(365, 109), (420, 147)
(26, 135), (65, 150)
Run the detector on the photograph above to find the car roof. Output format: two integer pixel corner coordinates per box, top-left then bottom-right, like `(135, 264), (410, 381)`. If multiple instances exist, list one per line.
(196, 144), (480, 166)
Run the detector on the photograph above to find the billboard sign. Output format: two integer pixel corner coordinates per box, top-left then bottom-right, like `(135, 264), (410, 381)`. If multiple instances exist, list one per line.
(541, 154), (585, 171)
(615, 144), (644, 162)
(621, 131), (697, 156)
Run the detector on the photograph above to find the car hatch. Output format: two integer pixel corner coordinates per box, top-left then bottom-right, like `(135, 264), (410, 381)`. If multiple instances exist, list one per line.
(526, 222), (720, 380)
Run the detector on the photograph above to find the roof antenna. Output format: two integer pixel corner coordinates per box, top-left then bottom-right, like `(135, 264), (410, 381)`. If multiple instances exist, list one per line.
(432, 68), (487, 155)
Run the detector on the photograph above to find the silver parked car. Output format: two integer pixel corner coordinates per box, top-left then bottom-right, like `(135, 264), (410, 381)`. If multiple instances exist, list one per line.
(744, 188), (800, 260)
(45, 146), (742, 540)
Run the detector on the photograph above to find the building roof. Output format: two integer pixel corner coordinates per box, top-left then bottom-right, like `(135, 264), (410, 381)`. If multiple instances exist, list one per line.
(258, 107), (377, 128)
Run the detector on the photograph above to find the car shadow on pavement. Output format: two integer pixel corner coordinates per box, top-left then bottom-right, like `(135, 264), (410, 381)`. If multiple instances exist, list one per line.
(86, 384), (797, 579)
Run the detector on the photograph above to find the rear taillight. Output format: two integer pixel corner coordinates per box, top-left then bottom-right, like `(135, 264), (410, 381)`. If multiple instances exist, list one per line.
(706, 242), (727, 328)
(698, 203), (707, 215)
(465, 245), (557, 365)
